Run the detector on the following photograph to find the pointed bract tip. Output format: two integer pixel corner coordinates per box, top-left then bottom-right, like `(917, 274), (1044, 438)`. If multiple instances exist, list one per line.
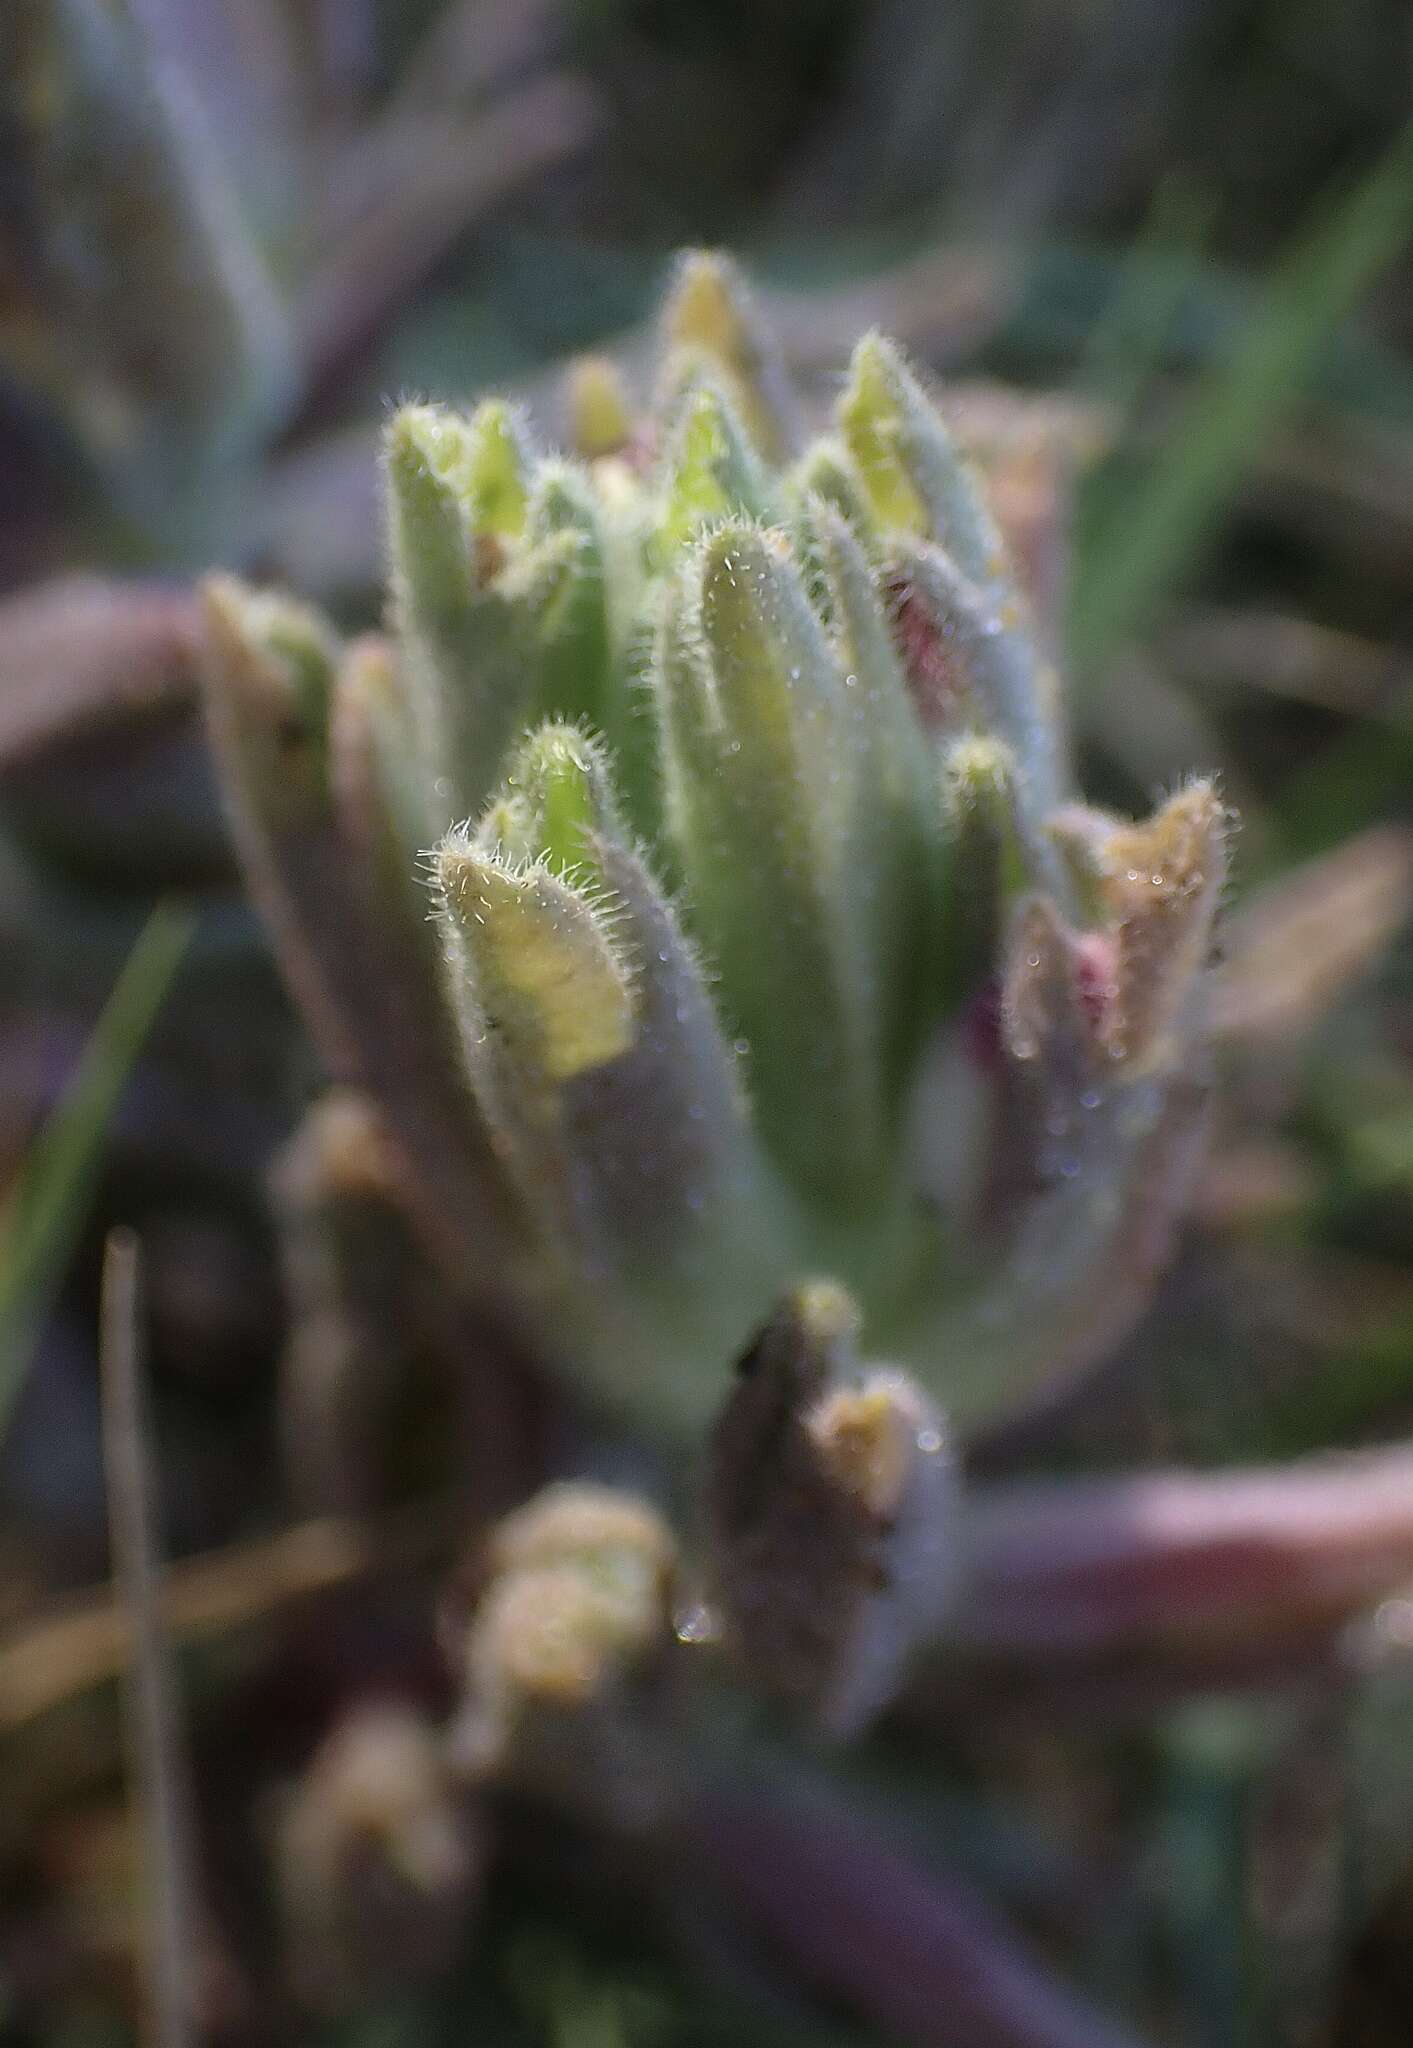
(1092, 779), (1229, 1072)
(1101, 779), (1229, 907)
(841, 335), (1007, 590)
(565, 354), (633, 460)
(740, 1278), (864, 1401)
(658, 249), (796, 461)
(201, 573), (339, 722)
(805, 1370), (947, 1521)
(659, 378), (771, 547)
(499, 721), (624, 875)
(385, 398), (529, 540)
(941, 732), (1018, 818)
(662, 250), (753, 357)
(462, 399), (531, 537)
(337, 632), (399, 705)
(838, 335), (929, 536)
(436, 841), (635, 1082)
(691, 516), (797, 614)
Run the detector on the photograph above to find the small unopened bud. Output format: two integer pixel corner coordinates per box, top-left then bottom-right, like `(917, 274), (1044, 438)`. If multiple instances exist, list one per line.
(273, 1090), (429, 1516)
(565, 354), (633, 460)
(447, 1484), (678, 1825)
(384, 404), (532, 822)
(500, 722), (625, 876)
(657, 379), (774, 552)
(330, 632), (427, 852)
(1001, 892), (1116, 1078)
(200, 575), (340, 816)
(810, 501), (944, 1081)
(384, 405), (507, 612)
(706, 1284), (957, 1739)
(275, 1703), (481, 2011)
(659, 249), (798, 460)
(788, 438), (879, 555)
(839, 335), (1007, 587)
(1019, 783), (1228, 1080)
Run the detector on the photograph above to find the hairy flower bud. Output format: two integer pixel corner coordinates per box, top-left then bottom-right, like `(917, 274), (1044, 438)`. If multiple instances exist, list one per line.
(205, 248), (1228, 1438)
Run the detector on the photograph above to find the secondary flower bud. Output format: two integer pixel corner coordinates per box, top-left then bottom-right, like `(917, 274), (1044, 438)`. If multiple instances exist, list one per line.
(707, 1284), (957, 1737)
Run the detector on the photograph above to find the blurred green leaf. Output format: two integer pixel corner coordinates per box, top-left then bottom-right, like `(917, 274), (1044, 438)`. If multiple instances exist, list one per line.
(1076, 175), (1215, 435)
(1072, 121), (1413, 676)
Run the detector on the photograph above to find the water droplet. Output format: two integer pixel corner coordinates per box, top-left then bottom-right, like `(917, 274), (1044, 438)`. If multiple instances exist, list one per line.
(674, 1602), (717, 1646)
(1374, 1598), (1413, 1647)
(916, 1427), (943, 1455)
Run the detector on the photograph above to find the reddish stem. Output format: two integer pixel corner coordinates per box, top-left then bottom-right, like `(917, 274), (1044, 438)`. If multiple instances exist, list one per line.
(681, 1768), (1150, 2048)
(959, 1441), (1413, 1661)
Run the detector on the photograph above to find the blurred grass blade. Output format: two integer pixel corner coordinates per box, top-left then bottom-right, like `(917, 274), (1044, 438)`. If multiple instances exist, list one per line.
(1073, 120), (1413, 674)
(0, 900), (193, 1429)
(1076, 174), (1215, 433)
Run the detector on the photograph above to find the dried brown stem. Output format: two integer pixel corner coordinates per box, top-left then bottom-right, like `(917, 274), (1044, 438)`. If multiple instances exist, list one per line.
(0, 1500), (453, 1738)
(99, 1232), (196, 2048)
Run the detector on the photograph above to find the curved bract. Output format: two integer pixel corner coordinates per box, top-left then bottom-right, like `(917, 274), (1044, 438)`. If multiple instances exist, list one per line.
(201, 251), (1226, 1437)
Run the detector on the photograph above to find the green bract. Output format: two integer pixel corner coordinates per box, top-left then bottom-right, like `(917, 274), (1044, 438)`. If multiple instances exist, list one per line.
(202, 251), (1226, 1436)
